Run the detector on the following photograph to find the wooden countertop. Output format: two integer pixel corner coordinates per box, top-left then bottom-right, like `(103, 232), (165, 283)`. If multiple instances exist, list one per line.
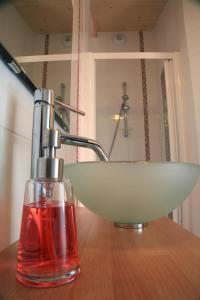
(1, 208), (200, 299)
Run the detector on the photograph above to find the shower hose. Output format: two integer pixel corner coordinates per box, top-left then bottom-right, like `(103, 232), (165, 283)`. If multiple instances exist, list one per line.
(108, 106), (123, 158)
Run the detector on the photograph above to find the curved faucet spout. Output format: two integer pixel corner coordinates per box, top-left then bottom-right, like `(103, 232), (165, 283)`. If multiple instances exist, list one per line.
(60, 134), (109, 162)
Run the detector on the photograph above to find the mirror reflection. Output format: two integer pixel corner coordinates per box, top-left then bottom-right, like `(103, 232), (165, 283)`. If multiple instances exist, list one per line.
(0, 0), (73, 118)
(0, 0), (73, 56)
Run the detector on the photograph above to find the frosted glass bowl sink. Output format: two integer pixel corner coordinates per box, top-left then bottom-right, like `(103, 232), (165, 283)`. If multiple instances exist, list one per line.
(64, 162), (200, 223)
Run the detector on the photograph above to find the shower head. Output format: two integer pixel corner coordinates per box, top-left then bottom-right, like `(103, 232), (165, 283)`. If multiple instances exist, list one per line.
(122, 81), (129, 102)
(122, 94), (129, 101)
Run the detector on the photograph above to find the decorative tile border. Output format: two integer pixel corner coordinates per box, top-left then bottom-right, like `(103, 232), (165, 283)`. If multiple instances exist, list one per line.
(139, 31), (150, 161)
(42, 33), (49, 88)
(76, 0), (81, 163)
(161, 69), (171, 161)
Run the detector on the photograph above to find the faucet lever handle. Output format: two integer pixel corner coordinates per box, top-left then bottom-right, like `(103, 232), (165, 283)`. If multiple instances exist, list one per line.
(55, 99), (86, 116)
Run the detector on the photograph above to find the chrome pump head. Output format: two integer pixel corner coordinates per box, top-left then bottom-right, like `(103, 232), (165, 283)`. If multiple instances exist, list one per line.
(37, 129), (64, 180)
(31, 88), (64, 180)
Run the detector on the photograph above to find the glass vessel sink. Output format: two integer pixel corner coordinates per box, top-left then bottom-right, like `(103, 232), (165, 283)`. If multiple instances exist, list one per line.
(64, 162), (200, 223)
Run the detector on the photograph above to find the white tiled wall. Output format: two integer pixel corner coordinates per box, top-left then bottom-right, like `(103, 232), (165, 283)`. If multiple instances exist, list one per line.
(93, 32), (166, 162)
(153, 0), (200, 234)
(96, 59), (145, 161)
(90, 31), (140, 52)
(183, 0), (200, 145)
(0, 61), (33, 252)
(181, 0), (200, 235)
(0, 1), (35, 251)
(154, 0), (198, 152)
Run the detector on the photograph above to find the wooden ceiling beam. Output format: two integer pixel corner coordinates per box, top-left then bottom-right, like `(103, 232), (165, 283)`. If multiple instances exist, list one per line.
(90, 0), (168, 32)
(11, 0), (73, 33)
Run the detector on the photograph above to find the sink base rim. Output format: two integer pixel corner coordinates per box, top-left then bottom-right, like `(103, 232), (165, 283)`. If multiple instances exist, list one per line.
(114, 222), (147, 229)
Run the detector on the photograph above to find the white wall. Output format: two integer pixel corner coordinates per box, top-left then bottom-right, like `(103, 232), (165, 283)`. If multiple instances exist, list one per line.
(153, 0), (200, 234)
(154, 0), (198, 164)
(90, 32), (140, 52)
(0, 1), (35, 57)
(0, 61), (33, 252)
(180, 0), (200, 236)
(182, 0), (200, 161)
(0, 2), (35, 251)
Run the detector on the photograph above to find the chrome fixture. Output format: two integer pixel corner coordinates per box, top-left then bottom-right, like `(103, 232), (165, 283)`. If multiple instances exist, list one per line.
(55, 83), (86, 116)
(55, 83), (70, 130)
(108, 81), (130, 158)
(60, 134), (108, 162)
(31, 88), (108, 180)
(55, 99), (85, 116)
(114, 222), (146, 230)
(60, 82), (66, 100)
(122, 81), (129, 138)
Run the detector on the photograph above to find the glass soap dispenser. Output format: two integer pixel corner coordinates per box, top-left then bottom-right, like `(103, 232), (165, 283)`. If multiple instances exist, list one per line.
(16, 89), (80, 287)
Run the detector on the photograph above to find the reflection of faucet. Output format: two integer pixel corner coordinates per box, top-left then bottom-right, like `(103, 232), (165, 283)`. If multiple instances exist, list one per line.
(31, 89), (108, 180)
(56, 87), (70, 128)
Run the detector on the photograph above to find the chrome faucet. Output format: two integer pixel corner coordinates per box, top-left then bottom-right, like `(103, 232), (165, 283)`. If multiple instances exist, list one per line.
(31, 88), (108, 180)
(60, 134), (108, 162)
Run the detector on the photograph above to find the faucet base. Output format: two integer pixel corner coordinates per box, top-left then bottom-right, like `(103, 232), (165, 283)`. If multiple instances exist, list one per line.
(114, 222), (147, 229)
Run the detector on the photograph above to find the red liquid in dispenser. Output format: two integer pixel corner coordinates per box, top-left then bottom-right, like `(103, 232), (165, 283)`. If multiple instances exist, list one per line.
(16, 201), (80, 287)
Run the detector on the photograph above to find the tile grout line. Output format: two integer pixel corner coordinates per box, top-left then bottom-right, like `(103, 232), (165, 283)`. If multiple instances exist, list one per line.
(0, 124), (31, 142)
(42, 34), (49, 89)
(76, 0), (81, 163)
(139, 31), (150, 160)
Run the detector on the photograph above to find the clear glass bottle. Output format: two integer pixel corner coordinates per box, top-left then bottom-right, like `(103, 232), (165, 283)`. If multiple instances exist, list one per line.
(16, 178), (80, 287)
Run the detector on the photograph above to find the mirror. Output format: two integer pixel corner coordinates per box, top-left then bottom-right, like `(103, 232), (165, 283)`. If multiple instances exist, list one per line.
(0, 0), (73, 57)
(0, 0), (73, 131)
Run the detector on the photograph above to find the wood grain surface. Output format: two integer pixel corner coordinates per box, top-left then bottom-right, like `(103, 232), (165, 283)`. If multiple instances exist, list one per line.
(1, 208), (200, 300)
(90, 0), (167, 32)
(11, 0), (73, 33)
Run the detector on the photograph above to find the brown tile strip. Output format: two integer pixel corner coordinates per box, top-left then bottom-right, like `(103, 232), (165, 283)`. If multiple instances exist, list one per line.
(42, 33), (49, 88)
(161, 69), (171, 161)
(139, 31), (150, 160)
(76, 0), (81, 163)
